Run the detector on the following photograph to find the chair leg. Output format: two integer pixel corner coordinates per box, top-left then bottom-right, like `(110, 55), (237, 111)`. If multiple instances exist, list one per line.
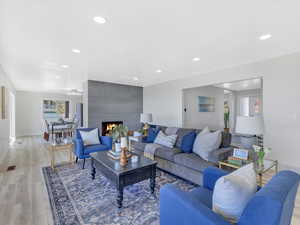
(75, 157), (78, 163)
(82, 158), (86, 169)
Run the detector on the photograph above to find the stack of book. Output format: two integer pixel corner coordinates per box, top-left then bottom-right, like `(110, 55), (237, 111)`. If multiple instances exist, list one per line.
(107, 150), (121, 160)
(227, 156), (245, 166)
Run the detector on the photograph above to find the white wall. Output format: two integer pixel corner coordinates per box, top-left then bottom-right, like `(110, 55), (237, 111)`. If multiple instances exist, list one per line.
(0, 65), (16, 139)
(16, 91), (82, 137)
(144, 52), (300, 171)
(183, 86), (224, 130)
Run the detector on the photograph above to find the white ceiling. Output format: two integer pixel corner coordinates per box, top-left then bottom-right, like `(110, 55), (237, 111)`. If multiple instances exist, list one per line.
(1, 0), (300, 93)
(214, 78), (262, 91)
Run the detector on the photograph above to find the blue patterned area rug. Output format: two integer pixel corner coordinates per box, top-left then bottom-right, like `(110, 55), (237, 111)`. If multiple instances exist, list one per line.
(42, 161), (196, 225)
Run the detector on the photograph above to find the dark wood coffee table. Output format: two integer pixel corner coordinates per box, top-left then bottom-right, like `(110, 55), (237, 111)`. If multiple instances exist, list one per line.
(90, 151), (157, 208)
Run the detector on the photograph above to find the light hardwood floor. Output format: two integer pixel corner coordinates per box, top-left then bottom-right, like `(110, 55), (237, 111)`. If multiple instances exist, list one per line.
(0, 136), (299, 225)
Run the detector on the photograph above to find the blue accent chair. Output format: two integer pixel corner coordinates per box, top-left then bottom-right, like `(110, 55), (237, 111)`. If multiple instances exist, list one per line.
(73, 128), (112, 169)
(160, 167), (300, 225)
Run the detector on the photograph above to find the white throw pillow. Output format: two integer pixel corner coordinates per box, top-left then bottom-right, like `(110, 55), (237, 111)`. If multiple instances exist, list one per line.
(79, 128), (101, 146)
(212, 163), (257, 223)
(154, 131), (177, 148)
(193, 130), (222, 160)
(200, 126), (210, 135)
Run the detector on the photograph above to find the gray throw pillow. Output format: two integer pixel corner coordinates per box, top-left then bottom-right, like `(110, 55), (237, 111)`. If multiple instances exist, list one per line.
(79, 128), (100, 146)
(193, 130), (222, 161)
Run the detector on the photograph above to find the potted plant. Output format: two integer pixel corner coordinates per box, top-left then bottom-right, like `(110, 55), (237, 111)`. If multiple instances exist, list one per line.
(224, 102), (230, 133)
(111, 124), (129, 152)
(253, 145), (271, 169)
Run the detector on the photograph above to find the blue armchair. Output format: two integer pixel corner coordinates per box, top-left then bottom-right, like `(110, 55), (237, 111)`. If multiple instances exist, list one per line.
(73, 128), (112, 169)
(160, 167), (300, 225)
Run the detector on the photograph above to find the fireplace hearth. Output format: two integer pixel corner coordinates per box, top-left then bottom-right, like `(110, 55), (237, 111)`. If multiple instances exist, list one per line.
(102, 121), (123, 136)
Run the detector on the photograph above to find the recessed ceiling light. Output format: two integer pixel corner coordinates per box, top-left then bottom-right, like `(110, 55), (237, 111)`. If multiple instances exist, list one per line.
(259, 34), (272, 40)
(55, 75), (60, 79)
(193, 57), (200, 61)
(133, 77), (139, 81)
(93, 16), (106, 24)
(156, 69), (162, 73)
(61, 65), (69, 68)
(72, 49), (80, 53)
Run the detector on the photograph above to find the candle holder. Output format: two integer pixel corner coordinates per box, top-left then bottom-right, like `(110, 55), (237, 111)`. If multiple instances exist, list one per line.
(120, 147), (128, 166)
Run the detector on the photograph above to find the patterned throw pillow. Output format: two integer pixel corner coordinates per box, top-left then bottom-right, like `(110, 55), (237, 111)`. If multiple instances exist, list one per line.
(154, 131), (178, 148)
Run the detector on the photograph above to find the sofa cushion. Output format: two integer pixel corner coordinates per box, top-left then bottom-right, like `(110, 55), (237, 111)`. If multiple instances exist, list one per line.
(175, 128), (195, 148)
(84, 144), (109, 154)
(174, 153), (215, 172)
(180, 131), (197, 153)
(154, 145), (182, 162)
(188, 186), (213, 209)
(132, 141), (147, 152)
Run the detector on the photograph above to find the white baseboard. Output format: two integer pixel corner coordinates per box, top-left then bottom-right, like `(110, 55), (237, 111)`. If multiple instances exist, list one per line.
(16, 133), (42, 138)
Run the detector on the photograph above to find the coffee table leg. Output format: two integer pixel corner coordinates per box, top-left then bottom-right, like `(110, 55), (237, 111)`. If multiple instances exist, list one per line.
(91, 158), (96, 180)
(259, 173), (263, 187)
(150, 167), (156, 194)
(117, 188), (123, 208)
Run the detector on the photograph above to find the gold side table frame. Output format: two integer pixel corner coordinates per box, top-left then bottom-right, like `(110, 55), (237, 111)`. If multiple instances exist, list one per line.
(218, 159), (278, 186)
(49, 143), (74, 170)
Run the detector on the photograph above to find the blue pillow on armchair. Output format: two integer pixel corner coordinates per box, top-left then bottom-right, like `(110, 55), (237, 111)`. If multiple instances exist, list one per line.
(180, 131), (197, 153)
(146, 127), (161, 143)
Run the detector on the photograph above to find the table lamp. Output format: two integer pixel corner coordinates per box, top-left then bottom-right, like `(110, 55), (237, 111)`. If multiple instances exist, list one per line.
(235, 116), (264, 149)
(140, 113), (152, 136)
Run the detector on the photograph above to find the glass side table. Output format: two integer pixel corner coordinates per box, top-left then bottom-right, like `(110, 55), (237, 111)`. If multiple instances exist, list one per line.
(255, 159), (278, 186)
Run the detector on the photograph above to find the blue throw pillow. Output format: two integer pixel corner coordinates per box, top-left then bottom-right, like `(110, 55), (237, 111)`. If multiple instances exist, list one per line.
(181, 131), (197, 153)
(146, 127), (160, 143)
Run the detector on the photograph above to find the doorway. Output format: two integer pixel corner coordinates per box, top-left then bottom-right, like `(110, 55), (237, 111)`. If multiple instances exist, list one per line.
(9, 91), (15, 142)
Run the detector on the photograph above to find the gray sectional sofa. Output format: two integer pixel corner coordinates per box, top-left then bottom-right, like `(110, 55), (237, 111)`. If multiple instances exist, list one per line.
(132, 125), (233, 185)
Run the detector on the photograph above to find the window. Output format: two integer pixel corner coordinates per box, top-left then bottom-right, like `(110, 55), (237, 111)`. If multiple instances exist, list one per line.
(239, 97), (250, 116)
(239, 96), (262, 117)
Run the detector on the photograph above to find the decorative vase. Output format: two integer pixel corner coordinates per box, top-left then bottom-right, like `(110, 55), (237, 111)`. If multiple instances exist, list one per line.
(115, 143), (121, 153)
(224, 128), (230, 133)
(257, 149), (265, 169)
(120, 137), (128, 148)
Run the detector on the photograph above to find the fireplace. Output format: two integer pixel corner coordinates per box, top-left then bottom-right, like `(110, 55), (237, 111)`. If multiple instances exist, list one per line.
(102, 121), (123, 136)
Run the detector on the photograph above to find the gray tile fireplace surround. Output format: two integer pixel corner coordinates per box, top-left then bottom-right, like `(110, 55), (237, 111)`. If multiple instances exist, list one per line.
(88, 80), (143, 134)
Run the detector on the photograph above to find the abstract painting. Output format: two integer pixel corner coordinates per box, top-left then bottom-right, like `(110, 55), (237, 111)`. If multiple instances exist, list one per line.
(198, 96), (215, 112)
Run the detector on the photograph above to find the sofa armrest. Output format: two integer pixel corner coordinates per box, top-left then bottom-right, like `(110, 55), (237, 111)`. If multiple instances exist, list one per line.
(209, 147), (234, 163)
(73, 138), (84, 157)
(203, 167), (229, 191)
(160, 184), (231, 225)
(100, 136), (112, 149)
